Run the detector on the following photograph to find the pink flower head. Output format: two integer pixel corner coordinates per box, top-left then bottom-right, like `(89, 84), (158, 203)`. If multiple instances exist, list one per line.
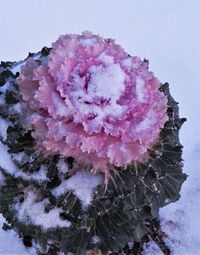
(18, 31), (168, 180)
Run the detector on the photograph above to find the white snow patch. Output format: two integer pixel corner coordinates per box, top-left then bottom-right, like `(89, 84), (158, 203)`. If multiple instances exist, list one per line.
(52, 171), (103, 207)
(57, 158), (68, 174)
(90, 235), (101, 244)
(142, 239), (163, 255)
(9, 52), (41, 75)
(32, 52), (42, 61)
(0, 142), (18, 175)
(0, 81), (10, 106)
(0, 81), (10, 93)
(72, 88), (127, 124)
(88, 63), (125, 101)
(0, 117), (10, 141)
(79, 37), (97, 46)
(15, 165), (49, 183)
(0, 142), (49, 182)
(135, 77), (145, 102)
(52, 91), (69, 117)
(0, 214), (36, 255)
(14, 188), (71, 230)
(160, 148), (200, 255)
(9, 102), (22, 113)
(10, 61), (24, 75)
(70, 61), (127, 124)
(127, 241), (134, 249)
(12, 151), (27, 164)
(98, 53), (114, 64)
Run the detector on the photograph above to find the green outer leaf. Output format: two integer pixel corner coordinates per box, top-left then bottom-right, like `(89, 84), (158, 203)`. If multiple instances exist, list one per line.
(0, 56), (187, 254)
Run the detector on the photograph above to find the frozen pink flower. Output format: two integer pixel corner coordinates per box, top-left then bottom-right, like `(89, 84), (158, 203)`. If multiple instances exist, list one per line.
(18, 31), (168, 180)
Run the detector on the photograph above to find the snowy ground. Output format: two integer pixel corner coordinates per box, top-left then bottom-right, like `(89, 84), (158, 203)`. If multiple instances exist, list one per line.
(0, 0), (200, 254)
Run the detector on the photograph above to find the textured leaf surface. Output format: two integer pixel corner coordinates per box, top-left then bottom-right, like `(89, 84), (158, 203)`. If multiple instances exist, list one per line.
(0, 54), (186, 254)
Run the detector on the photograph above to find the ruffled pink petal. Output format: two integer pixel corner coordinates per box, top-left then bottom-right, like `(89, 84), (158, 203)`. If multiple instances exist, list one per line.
(18, 32), (168, 180)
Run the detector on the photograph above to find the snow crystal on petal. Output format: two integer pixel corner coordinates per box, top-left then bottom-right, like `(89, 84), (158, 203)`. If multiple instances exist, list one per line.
(135, 77), (145, 102)
(87, 63), (125, 101)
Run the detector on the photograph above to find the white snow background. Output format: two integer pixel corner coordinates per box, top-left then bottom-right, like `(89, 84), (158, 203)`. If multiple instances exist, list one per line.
(0, 0), (200, 254)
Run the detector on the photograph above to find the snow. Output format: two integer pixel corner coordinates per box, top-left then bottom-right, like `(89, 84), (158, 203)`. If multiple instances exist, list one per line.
(0, 81), (10, 94)
(9, 52), (41, 75)
(52, 171), (103, 207)
(15, 165), (49, 183)
(0, 0), (200, 254)
(88, 62), (125, 101)
(0, 118), (10, 141)
(12, 151), (27, 164)
(52, 91), (69, 117)
(135, 77), (145, 102)
(142, 239), (163, 255)
(127, 242), (134, 250)
(9, 102), (22, 114)
(10, 61), (25, 75)
(90, 235), (101, 245)
(159, 147), (200, 255)
(0, 214), (36, 255)
(0, 142), (18, 175)
(14, 188), (71, 230)
(0, 142), (49, 183)
(79, 37), (97, 46)
(0, 82), (10, 106)
(98, 53), (114, 64)
(57, 158), (69, 174)
(71, 61), (127, 122)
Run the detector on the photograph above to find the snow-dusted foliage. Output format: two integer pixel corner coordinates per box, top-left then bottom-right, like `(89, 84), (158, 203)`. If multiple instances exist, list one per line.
(0, 142), (49, 183)
(52, 171), (103, 208)
(13, 187), (71, 230)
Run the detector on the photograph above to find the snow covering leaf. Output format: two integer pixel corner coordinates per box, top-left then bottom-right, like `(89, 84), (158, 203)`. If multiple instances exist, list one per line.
(0, 51), (186, 255)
